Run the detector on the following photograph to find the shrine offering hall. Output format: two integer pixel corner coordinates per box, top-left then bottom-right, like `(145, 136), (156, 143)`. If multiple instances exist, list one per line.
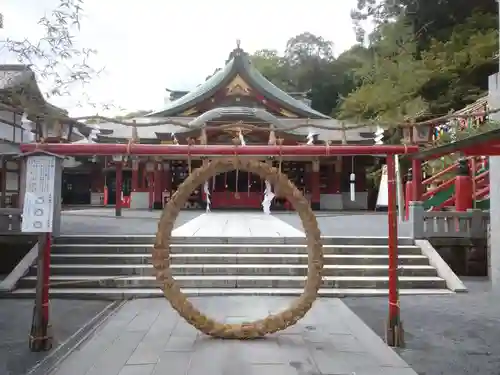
(62, 45), (377, 211)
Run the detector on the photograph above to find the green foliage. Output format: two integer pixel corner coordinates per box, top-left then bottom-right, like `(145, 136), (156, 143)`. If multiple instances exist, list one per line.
(343, 1), (498, 124)
(250, 33), (362, 116)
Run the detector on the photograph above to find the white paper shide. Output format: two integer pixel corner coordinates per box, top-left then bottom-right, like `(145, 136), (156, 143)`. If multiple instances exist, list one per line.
(21, 156), (56, 233)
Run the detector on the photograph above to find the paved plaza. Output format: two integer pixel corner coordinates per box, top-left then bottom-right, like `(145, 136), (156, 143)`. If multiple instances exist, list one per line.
(46, 209), (418, 374)
(61, 208), (412, 237)
(49, 297), (417, 375)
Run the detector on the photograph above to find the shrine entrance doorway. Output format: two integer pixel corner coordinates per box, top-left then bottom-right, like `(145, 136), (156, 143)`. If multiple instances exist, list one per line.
(211, 170), (263, 209)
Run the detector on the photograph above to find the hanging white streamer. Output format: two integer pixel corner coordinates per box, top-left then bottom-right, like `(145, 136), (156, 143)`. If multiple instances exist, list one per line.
(203, 181), (211, 212)
(306, 129), (315, 145)
(86, 124), (100, 143)
(238, 129), (246, 146)
(350, 173), (356, 201)
(262, 180), (275, 215)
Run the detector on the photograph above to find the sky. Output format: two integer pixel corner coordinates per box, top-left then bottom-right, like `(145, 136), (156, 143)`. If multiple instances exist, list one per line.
(1, 0), (362, 116)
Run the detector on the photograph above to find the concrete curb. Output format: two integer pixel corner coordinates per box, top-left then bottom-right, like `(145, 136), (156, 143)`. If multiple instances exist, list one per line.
(26, 300), (126, 375)
(415, 239), (468, 293)
(0, 241), (38, 292)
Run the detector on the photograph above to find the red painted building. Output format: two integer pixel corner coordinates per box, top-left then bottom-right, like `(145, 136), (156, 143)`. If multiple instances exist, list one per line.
(64, 45), (378, 210)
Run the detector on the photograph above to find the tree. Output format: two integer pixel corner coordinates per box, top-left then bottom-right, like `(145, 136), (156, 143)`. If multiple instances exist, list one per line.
(339, 21), (431, 121)
(250, 49), (294, 91)
(249, 33), (364, 116)
(343, 1), (498, 122)
(2, 0), (102, 108)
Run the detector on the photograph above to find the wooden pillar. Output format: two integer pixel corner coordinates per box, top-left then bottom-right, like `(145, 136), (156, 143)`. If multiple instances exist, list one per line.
(411, 158), (423, 201)
(455, 158), (473, 211)
(311, 159), (320, 210)
(326, 161), (335, 193)
(163, 161), (171, 193)
(0, 157), (6, 208)
(115, 161), (123, 217)
(145, 161), (155, 210)
(334, 157), (342, 194)
(153, 162), (163, 210)
(131, 159), (139, 192)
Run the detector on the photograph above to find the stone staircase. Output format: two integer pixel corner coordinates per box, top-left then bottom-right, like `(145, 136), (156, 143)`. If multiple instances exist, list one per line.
(12, 235), (453, 298)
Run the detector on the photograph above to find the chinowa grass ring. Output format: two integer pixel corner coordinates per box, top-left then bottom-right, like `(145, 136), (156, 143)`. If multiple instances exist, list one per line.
(152, 158), (324, 339)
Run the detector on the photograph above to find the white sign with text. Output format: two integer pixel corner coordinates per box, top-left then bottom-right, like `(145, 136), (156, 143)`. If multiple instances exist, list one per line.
(21, 155), (56, 233)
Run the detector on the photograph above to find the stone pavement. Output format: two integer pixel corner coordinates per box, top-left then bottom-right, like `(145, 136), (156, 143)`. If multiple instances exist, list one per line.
(61, 209), (411, 237)
(171, 212), (304, 237)
(49, 297), (417, 375)
(0, 299), (112, 375)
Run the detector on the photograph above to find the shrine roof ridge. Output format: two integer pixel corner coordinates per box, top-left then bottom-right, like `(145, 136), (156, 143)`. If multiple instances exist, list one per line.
(146, 46), (330, 119)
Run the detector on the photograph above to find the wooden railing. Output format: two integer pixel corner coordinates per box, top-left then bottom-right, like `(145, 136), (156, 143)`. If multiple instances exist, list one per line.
(421, 156), (489, 210)
(409, 201), (489, 239)
(0, 208), (22, 234)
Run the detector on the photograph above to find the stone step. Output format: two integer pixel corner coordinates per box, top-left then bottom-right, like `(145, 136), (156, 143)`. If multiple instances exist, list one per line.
(54, 235), (415, 246)
(18, 275), (447, 289)
(9, 287), (455, 299)
(50, 253), (431, 266)
(50, 244), (423, 255)
(31, 264), (438, 277)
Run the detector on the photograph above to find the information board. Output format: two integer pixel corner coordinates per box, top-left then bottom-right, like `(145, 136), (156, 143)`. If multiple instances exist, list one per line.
(21, 155), (56, 233)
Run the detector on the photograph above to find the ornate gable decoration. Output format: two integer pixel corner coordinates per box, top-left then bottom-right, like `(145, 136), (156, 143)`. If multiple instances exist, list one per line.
(226, 75), (251, 96)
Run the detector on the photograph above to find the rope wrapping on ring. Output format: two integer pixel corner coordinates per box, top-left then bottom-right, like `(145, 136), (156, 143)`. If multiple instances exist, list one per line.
(152, 158), (324, 339)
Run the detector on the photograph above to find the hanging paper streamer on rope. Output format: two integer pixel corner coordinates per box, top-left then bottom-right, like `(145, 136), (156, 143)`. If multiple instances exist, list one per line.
(262, 180), (275, 215)
(349, 156), (356, 201)
(306, 128), (317, 145)
(238, 129), (246, 146)
(349, 173), (356, 201)
(203, 181), (211, 212)
(171, 132), (179, 145)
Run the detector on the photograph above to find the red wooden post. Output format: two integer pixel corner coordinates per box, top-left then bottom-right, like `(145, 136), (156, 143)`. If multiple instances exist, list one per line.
(131, 159), (139, 192)
(153, 162), (163, 210)
(115, 161), (123, 217)
(386, 154), (404, 347)
(41, 233), (51, 329)
(311, 160), (320, 210)
(411, 158), (423, 201)
(404, 169), (413, 221)
(455, 158), (473, 211)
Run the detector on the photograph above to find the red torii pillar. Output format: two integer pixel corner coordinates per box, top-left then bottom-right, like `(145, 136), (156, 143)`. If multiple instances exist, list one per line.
(386, 154), (404, 347)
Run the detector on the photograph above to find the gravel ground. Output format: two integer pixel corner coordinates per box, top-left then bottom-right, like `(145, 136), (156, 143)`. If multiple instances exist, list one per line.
(0, 299), (111, 375)
(344, 279), (500, 375)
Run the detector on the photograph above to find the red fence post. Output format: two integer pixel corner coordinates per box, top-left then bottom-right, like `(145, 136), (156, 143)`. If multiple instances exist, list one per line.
(386, 154), (405, 347)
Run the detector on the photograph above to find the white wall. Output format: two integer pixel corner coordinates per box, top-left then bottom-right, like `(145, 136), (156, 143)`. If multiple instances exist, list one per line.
(488, 73), (500, 288)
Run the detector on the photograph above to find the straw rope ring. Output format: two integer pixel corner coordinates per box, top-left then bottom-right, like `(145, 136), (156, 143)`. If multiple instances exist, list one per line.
(152, 158), (324, 339)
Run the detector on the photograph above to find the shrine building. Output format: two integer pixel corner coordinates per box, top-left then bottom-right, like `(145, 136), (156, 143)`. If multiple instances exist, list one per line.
(62, 45), (378, 211)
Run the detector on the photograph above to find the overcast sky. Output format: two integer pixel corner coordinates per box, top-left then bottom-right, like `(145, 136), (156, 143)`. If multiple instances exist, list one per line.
(1, 0), (362, 116)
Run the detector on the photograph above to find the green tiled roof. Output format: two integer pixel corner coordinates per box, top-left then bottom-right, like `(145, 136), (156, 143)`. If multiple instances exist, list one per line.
(147, 48), (330, 119)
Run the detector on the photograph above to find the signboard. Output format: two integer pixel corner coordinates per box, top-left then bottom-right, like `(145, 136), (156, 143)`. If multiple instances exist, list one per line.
(21, 156), (56, 233)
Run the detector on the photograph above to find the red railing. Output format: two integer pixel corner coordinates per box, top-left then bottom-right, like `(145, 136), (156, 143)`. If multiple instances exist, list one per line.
(420, 156), (489, 210)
